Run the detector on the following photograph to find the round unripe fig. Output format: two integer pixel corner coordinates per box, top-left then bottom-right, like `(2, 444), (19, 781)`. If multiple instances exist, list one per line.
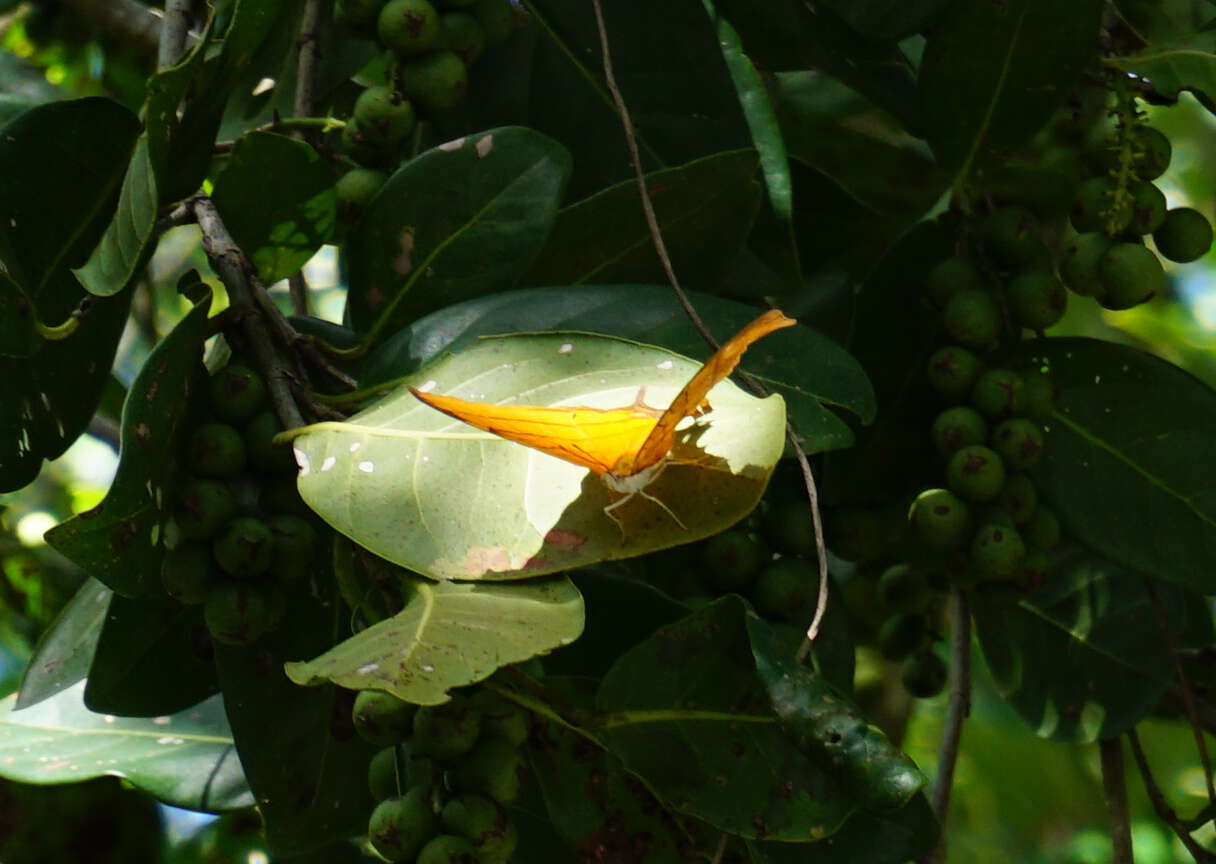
(378, 0), (443, 56)
(341, 120), (383, 167)
(213, 517), (274, 578)
(877, 564), (932, 614)
(975, 503), (1016, 531)
(970, 522), (1026, 577)
(441, 12), (486, 64)
(701, 529), (766, 592)
(209, 365), (267, 422)
(941, 289), (1001, 351)
(1071, 177), (1128, 235)
(760, 498), (814, 557)
(369, 747), (401, 801)
(925, 257), (983, 308)
(991, 417), (1045, 470)
(354, 690), (417, 746)
(996, 473), (1038, 523)
(1059, 231), (1112, 298)
(441, 794), (516, 863)
(1022, 370), (1058, 421)
(909, 488), (972, 550)
(982, 206), (1049, 267)
(335, 168), (388, 224)
(368, 787), (441, 862)
(400, 51), (469, 111)
(262, 476), (311, 518)
(926, 345), (983, 403)
(1024, 505), (1062, 551)
(750, 557), (816, 623)
(469, 691), (529, 747)
(1098, 242), (1164, 309)
(186, 422), (246, 478)
(971, 368), (1027, 420)
(1132, 125), (1171, 181)
(353, 86), (417, 146)
(473, 0), (513, 44)
(204, 583), (271, 646)
(946, 445), (1006, 502)
(1125, 181), (1167, 236)
(413, 699), (482, 759)
(1005, 270), (1067, 331)
(267, 515), (317, 585)
(175, 478), (238, 541)
(931, 406), (987, 459)
(445, 736), (526, 804)
(901, 649), (948, 698)
(1153, 207), (1213, 263)
(244, 411), (295, 475)
(878, 612), (928, 661)
(826, 507), (885, 562)
(417, 834), (478, 864)
(161, 542), (218, 605)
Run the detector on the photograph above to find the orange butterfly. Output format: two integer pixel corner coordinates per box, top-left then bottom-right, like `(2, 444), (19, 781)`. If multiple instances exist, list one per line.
(410, 309), (796, 534)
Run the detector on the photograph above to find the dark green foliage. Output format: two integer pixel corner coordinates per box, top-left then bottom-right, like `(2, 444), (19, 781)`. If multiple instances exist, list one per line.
(901, 650), (948, 698)
(701, 529), (766, 592)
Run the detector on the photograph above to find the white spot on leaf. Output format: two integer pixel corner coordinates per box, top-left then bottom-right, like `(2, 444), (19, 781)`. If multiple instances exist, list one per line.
(657, 359), (674, 370)
(358, 461), (375, 473)
(438, 137), (466, 152)
(349, 441), (361, 453)
(558, 342), (574, 355)
(357, 662), (379, 674)
(294, 449), (311, 475)
(320, 456), (336, 472)
(476, 135), (494, 157)
(416, 380), (437, 394)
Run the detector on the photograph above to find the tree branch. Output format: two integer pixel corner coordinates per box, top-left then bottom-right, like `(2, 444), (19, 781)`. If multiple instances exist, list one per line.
(922, 589), (971, 864)
(158, 0), (193, 71)
(1128, 729), (1215, 863)
(57, 0), (161, 56)
(1100, 738), (1134, 864)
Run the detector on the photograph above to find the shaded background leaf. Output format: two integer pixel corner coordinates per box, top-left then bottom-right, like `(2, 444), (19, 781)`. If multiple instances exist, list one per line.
(16, 578), (110, 710)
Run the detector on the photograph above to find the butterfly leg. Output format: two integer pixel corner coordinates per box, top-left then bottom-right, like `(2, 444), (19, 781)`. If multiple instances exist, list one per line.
(602, 492), (635, 541)
(638, 489), (687, 530)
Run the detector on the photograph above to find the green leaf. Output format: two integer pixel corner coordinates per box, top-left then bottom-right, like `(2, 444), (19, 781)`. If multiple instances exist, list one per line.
(72, 136), (158, 297)
(747, 794), (938, 863)
(16, 578), (110, 710)
(0, 271), (37, 358)
(83, 593), (217, 718)
(45, 294), (211, 595)
(972, 547), (1182, 742)
(819, 0), (948, 40)
(345, 127), (572, 345)
(918, 0), (1103, 180)
(285, 575), (584, 704)
(212, 132), (337, 284)
(1006, 337), (1216, 592)
(0, 684), (251, 812)
(520, 150), (761, 290)
(362, 286), (874, 453)
(1108, 45), (1216, 113)
(595, 597), (856, 841)
(292, 331), (787, 580)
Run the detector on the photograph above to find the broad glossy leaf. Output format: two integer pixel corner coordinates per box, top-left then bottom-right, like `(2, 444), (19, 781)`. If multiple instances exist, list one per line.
(212, 132), (337, 284)
(292, 332), (787, 580)
(747, 795), (938, 863)
(972, 547), (1182, 742)
(520, 150), (761, 291)
(596, 597), (856, 841)
(285, 575), (584, 704)
(918, 0), (1103, 179)
(345, 127), (571, 344)
(46, 294), (210, 595)
(1109, 46), (1216, 113)
(1007, 337), (1216, 592)
(0, 683), (250, 812)
(16, 578), (110, 710)
(819, 0), (948, 39)
(0, 271), (37, 358)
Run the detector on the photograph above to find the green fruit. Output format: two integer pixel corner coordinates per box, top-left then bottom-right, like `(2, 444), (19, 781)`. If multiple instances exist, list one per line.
(175, 478), (238, 541)
(1022, 370), (1058, 421)
(267, 514), (318, 585)
(971, 368), (1027, 420)
(1099, 242), (1164, 309)
(877, 563), (932, 613)
(1005, 270), (1066, 331)
(926, 345), (983, 403)
(941, 289), (1001, 351)
(750, 557), (817, 623)
(996, 473), (1038, 524)
(445, 736), (526, 804)
(335, 168), (388, 224)
(369, 747), (402, 801)
(970, 522), (1026, 577)
(908, 488), (971, 550)
(991, 417), (1045, 470)
(354, 690), (417, 746)
(400, 50), (469, 112)
(186, 423), (247, 478)
(1132, 125), (1171, 180)
(161, 542), (218, 605)
(901, 650), (948, 698)
(413, 699), (482, 759)
(760, 498), (814, 557)
(1153, 207), (1213, 263)
(701, 529), (767, 592)
(925, 257), (983, 308)
(1126, 181), (1167, 236)
(878, 613), (928, 661)
(441, 795), (517, 863)
(441, 12), (486, 64)
(353, 86), (417, 146)
(368, 787), (441, 862)
(975, 504), (1016, 531)
(341, 120), (384, 167)
(335, 0), (388, 29)
(826, 507), (884, 562)
(417, 834), (478, 864)
(203, 583), (271, 646)
(377, 0), (443, 56)
(931, 406), (987, 460)
(473, 0), (513, 44)
(209, 365), (267, 422)
(1071, 177), (1128, 235)
(982, 206), (1049, 267)
(469, 691), (529, 748)
(212, 517), (274, 578)
(946, 445), (1006, 502)
(244, 411), (296, 475)
(1059, 232), (1112, 298)
(1024, 506), (1062, 550)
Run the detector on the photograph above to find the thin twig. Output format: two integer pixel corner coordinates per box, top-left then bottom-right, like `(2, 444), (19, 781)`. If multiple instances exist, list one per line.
(158, 0), (193, 70)
(1128, 729), (1215, 863)
(1100, 738), (1135, 864)
(293, 0), (324, 144)
(247, 278), (359, 390)
(930, 591), (971, 842)
(709, 832), (728, 864)
(287, 273), (309, 318)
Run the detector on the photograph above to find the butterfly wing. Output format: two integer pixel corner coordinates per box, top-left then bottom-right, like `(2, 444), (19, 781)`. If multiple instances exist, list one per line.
(612, 309), (797, 476)
(409, 388), (659, 475)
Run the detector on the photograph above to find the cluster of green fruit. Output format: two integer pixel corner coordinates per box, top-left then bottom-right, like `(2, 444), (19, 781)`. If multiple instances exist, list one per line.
(164, 363), (318, 647)
(354, 687), (528, 863)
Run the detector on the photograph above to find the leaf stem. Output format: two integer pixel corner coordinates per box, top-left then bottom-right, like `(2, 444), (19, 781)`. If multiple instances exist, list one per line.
(929, 589), (971, 849)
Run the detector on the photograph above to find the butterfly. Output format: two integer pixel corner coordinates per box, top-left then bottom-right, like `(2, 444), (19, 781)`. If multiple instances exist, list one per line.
(410, 308), (796, 535)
